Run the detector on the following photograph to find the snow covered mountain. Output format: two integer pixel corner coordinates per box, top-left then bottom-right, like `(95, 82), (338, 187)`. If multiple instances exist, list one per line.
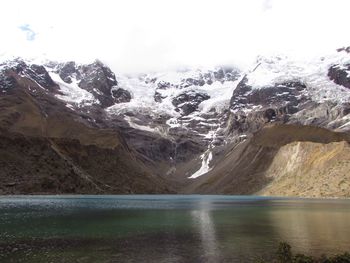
(1, 48), (350, 196)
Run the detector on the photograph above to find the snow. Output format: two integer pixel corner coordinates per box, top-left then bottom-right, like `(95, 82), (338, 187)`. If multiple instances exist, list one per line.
(333, 114), (350, 130)
(0, 53), (52, 70)
(124, 116), (157, 133)
(107, 68), (243, 127)
(107, 69), (235, 128)
(189, 125), (221, 178)
(338, 121), (350, 130)
(197, 74), (244, 114)
(49, 72), (99, 106)
(198, 122), (218, 127)
(204, 130), (217, 139)
(246, 52), (350, 103)
(166, 117), (181, 128)
(93, 87), (103, 95)
(124, 116), (169, 137)
(151, 69), (202, 85)
(188, 150), (213, 179)
(107, 75), (180, 118)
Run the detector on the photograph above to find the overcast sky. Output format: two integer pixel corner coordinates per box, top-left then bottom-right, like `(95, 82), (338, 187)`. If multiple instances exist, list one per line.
(1, 0), (349, 73)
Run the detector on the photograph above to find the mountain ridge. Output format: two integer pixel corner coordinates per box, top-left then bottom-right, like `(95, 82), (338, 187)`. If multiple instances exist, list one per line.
(1, 49), (350, 196)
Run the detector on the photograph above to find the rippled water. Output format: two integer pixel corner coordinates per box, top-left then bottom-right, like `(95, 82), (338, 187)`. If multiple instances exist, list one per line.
(1, 195), (350, 262)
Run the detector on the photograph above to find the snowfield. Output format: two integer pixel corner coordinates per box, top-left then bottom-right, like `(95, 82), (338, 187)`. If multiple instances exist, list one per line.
(49, 72), (99, 107)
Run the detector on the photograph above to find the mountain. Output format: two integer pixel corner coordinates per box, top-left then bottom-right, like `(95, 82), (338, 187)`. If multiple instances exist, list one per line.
(0, 59), (171, 194)
(0, 48), (349, 196)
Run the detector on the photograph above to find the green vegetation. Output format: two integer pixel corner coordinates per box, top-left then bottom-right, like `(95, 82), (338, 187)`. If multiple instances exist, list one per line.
(257, 242), (350, 263)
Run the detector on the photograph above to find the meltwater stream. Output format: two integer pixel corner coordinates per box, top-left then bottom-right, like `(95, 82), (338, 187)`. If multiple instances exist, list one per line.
(1, 195), (350, 262)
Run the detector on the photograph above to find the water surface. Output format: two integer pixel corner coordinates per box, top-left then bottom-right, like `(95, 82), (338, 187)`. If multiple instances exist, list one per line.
(1, 195), (350, 262)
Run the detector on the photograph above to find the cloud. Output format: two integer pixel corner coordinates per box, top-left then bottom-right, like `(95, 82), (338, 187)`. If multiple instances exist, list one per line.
(18, 24), (36, 41)
(0, 0), (349, 73)
(262, 0), (273, 11)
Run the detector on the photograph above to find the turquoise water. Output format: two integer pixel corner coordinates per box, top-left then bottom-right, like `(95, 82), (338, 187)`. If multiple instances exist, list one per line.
(1, 195), (350, 262)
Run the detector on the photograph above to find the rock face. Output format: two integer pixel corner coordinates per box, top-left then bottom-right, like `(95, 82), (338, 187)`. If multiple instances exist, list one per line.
(0, 59), (58, 91)
(225, 53), (350, 139)
(227, 77), (309, 135)
(57, 61), (76, 83)
(22, 64), (57, 90)
(0, 71), (16, 91)
(112, 88), (132, 103)
(328, 64), (350, 89)
(1, 49), (350, 197)
(172, 91), (210, 115)
(77, 61), (118, 107)
(337, 46), (350, 53)
(230, 79), (307, 110)
(53, 60), (131, 107)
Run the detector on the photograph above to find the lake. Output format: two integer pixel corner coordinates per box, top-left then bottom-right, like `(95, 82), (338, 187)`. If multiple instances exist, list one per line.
(1, 195), (350, 262)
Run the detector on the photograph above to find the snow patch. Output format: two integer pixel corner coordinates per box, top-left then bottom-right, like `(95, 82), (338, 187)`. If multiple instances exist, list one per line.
(124, 116), (168, 137)
(189, 126), (221, 178)
(188, 150), (213, 179)
(197, 76), (243, 114)
(338, 121), (350, 130)
(49, 72), (99, 106)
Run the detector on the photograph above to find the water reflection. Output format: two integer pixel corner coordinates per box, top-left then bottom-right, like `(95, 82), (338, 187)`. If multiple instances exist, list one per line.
(268, 202), (350, 255)
(190, 199), (221, 262)
(159, 210), (184, 263)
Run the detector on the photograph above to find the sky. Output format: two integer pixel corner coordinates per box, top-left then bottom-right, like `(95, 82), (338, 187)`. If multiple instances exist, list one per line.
(0, 0), (349, 73)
